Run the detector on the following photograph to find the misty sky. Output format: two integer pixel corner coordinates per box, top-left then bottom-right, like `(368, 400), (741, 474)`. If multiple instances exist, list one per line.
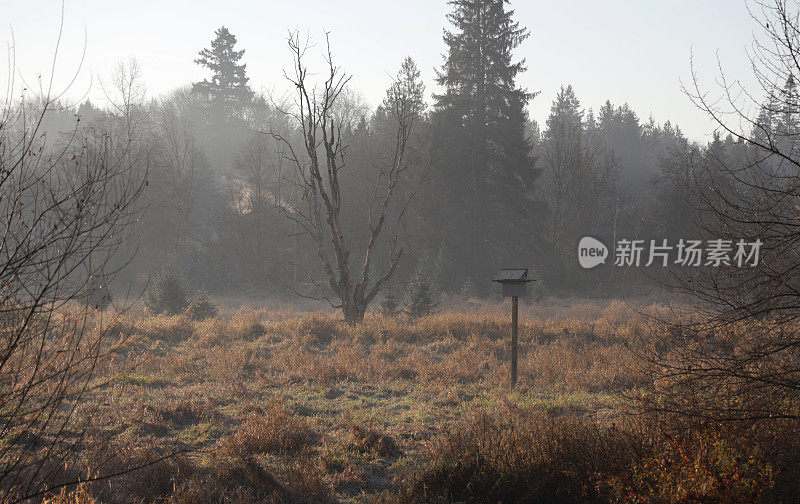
(1, 0), (761, 141)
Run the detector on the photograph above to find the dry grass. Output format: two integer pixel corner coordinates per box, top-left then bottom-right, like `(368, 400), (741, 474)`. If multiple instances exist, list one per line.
(394, 405), (639, 504)
(10, 297), (791, 503)
(346, 425), (402, 458)
(218, 401), (319, 458)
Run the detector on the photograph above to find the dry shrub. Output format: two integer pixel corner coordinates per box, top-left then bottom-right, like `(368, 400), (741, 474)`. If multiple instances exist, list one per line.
(217, 401), (318, 458)
(167, 458), (289, 504)
(522, 337), (634, 392)
(163, 352), (199, 378)
(175, 457), (332, 503)
(295, 314), (344, 346)
(228, 309), (266, 341)
(308, 356), (350, 386)
(347, 424), (402, 458)
(136, 314), (194, 342)
(268, 340), (309, 381)
(607, 420), (778, 504)
(83, 438), (194, 504)
(435, 343), (501, 384)
(194, 310), (265, 347)
(206, 343), (258, 388)
(42, 485), (96, 504)
(269, 340), (352, 386)
(358, 313), (407, 343)
(193, 318), (228, 346)
(393, 347), (436, 381)
(276, 457), (333, 502)
(598, 299), (637, 327)
(415, 313), (510, 342)
(154, 398), (214, 427)
(394, 407), (638, 504)
(99, 311), (138, 343)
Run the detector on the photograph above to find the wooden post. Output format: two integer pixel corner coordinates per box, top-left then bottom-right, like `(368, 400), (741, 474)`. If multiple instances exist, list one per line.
(511, 295), (518, 388)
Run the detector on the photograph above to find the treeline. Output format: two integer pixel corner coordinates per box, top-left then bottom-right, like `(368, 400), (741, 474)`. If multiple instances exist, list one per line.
(42, 1), (735, 301)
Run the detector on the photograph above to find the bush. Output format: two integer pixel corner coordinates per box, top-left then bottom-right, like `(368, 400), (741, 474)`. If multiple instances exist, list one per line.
(185, 290), (218, 320)
(146, 268), (189, 315)
(347, 424), (402, 458)
(405, 266), (440, 318)
(394, 409), (638, 504)
(607, 421), (777, 504)
(217, 401), (318, 458)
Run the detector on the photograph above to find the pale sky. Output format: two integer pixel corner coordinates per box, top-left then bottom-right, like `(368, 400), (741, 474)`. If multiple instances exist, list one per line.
(0, 0), (762, 141)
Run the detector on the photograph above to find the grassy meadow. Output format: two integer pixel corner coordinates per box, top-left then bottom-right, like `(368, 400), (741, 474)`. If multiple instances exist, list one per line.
(29, 297), (798, 504)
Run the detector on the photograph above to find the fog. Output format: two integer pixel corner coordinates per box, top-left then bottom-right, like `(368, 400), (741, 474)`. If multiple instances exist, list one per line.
(3, 0), (766, 318)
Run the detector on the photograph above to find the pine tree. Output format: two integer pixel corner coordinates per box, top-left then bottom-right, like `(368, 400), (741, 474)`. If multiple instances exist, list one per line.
(145, 267), (189, 315)
(431, 0), (539, 292)
(193, 26), (254, 118)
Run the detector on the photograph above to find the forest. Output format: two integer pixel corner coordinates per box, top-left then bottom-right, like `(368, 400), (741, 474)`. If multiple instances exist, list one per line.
(48, 8), (705, 310)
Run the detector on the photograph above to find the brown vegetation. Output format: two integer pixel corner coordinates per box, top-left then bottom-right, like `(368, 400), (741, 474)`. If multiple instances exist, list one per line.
(5, 298), (797, 504)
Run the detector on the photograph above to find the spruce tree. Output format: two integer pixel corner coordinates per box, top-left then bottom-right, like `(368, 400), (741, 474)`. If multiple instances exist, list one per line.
(778, 74), (799, 136)
(405, 266), (441, 318)
(193, 26), (254, 117)
(431, 0), (539, 292)
(145, 267), (189, 315)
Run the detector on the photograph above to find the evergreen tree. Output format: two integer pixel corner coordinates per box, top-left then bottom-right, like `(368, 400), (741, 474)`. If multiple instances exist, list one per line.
(541, 85), (583, 248)
(405, 266), (441, 318)
(540, 86), (616, 288)
(430, 0), (539, 293)
(145, 267), (189, 315)
(777, 74), (799, 136)
(383, 57), (426, 118)
(193, 26), (254, 118)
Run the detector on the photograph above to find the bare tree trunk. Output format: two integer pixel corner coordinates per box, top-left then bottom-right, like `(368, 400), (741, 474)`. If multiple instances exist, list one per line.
(269, 33), (422, 325)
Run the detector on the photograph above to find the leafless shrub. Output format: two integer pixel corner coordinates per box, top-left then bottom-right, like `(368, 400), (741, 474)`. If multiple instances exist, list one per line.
(0, 38), (146, 501)
(393, 407), (639, 504)
(645, 0), (800, 423)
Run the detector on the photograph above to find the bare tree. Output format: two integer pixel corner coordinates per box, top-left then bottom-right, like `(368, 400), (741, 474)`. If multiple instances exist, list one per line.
(223, 131), (286, 284)
(270, 33), (422, 324)
(101, 58), (148, 143)
(147, 90), (210, 265)
(643, 0), (800, 422)
(0, 45), (145, 501)
(540, 87), (615, 266)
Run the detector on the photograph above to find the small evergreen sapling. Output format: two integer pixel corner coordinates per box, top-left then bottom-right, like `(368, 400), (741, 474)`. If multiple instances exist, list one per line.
(186, 289), (218, 320)
(405, 266), (441, 318)
(146, 267), (189, 315)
